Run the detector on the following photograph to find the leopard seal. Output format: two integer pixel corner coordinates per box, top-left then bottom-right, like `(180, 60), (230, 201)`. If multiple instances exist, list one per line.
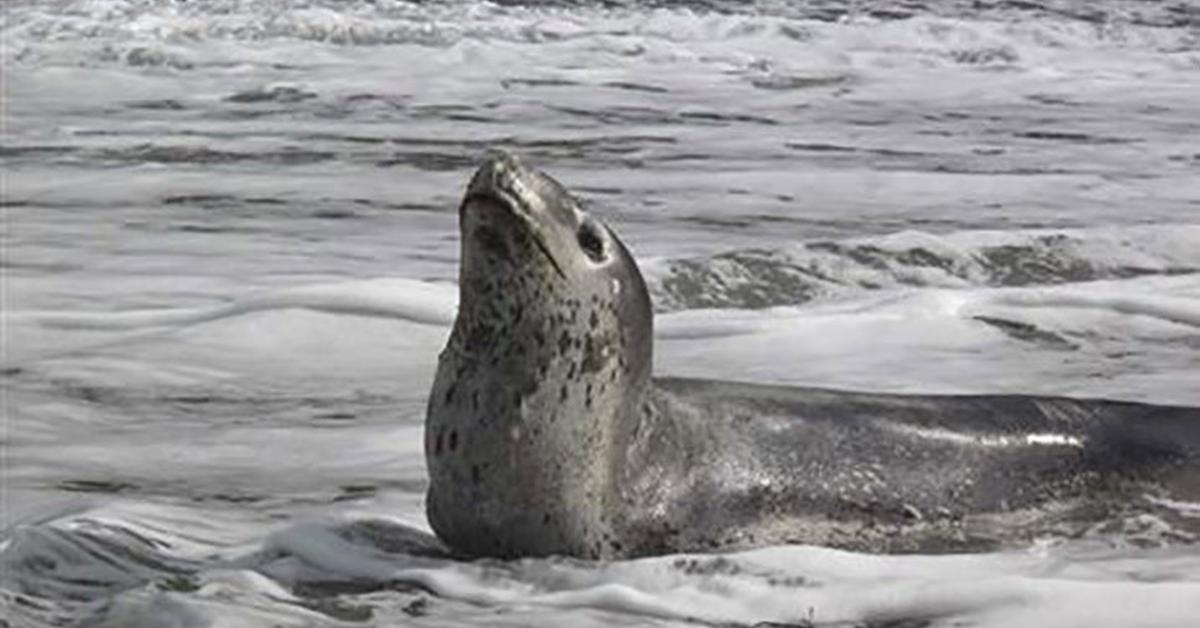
(425, 151), (1200, 559)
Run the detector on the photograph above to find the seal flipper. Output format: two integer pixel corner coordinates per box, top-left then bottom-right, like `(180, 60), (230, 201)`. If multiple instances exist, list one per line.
(622, 377), (1200, 554)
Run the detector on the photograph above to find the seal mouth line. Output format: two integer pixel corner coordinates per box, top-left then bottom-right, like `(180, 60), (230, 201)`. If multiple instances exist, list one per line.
(530, 232), (568, 280)
(466, 190), (567, 280)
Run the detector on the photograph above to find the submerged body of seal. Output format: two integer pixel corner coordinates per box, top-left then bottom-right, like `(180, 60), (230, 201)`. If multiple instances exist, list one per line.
(425, 151), (1200, 559)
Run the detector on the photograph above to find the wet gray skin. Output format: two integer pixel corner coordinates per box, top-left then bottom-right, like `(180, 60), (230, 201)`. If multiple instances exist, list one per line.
(425, 151), (1200, 559)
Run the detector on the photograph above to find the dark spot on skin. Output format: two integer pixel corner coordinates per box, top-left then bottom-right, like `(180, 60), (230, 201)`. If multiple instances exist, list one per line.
(512, 392), (521, 410)
(560, 385), (568, 401)
(533, 329), (545, 347)
(434, 430), (444, 455)
(567, 362), (576, 379)
(472, 465), (481, 484)
(449, 431), (458, 451)
(589, 310), (599, 329)
(610, 540), (623, 553)
(585, 395), (592, 409)
(558, 330), (571, 354)
(543, 513), (551, 525)
(582, 336), (609, 373)
(444, 382), (456, 405)
(472, 391), (479, 411)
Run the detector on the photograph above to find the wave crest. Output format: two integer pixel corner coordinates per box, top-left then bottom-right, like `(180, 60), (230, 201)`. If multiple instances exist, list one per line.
(647, 225), (1200, 311)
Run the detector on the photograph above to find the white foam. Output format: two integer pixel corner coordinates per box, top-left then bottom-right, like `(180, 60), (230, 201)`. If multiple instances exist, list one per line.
(0, 506), (1031, 627)
(986, 289), (1200, 328)
(14, 278), (456, 331)
(9, 270), (1198, 405)
(244, 523), (1200, 627)
(4, 279), (456, 370)
(657, 274), (1200, 405)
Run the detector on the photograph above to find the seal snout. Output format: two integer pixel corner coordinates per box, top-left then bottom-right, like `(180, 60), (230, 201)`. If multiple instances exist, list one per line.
(466, 150), (529, 208)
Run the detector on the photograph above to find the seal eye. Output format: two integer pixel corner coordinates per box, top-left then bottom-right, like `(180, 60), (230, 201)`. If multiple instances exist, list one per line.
(577, 221), (606, 263)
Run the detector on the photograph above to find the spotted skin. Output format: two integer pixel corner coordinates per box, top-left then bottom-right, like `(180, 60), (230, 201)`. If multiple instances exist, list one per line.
(425, 151), (1200, 559)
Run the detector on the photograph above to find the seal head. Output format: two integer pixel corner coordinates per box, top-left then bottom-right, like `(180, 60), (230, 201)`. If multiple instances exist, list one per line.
(425, 151), (650, 558)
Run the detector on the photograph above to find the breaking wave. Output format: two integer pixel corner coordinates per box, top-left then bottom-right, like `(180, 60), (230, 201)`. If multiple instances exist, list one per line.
(5, 504), (1200, 627)
(4, 0), (1196, 71)
(645, 224), (1200, 311)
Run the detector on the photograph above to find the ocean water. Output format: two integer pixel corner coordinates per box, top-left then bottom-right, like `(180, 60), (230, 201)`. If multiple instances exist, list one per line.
(4, 0), (1200, 626)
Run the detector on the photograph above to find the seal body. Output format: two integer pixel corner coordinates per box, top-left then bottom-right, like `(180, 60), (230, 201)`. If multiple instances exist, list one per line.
(425, 152), (1200, 559)
(425, 152), (652, 558)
